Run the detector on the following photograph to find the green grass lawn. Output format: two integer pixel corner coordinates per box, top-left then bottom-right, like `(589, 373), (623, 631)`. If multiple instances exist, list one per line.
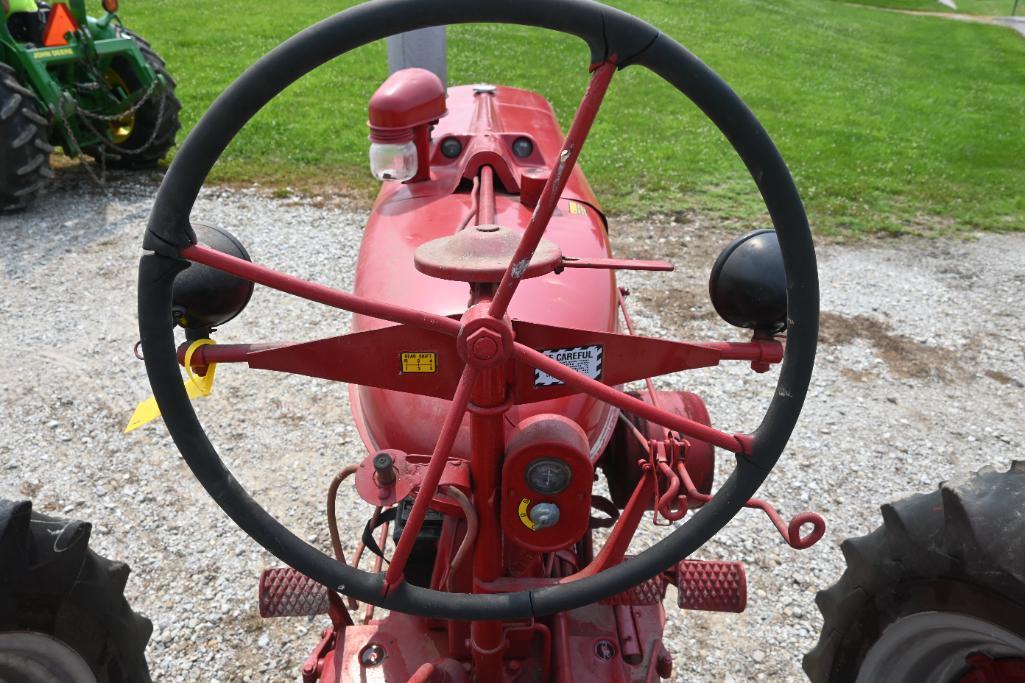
(120, 0), (1025, 235)
(842, 0), (1020, 16)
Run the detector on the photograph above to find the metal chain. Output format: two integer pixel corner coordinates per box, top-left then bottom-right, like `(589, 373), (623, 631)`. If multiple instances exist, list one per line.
(75, 76), (158, 123)
(73, 76), (168, 156)
(54, 103), (109, 186)
(53, 78), (169, 186)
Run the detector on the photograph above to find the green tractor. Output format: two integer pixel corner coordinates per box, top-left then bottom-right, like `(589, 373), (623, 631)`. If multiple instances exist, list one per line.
(1, 0), (180, 211)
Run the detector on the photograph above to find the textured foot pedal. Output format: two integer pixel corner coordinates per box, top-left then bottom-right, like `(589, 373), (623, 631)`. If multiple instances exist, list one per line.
(674, 560), (746, 613)
(259, 567), (330, 618)
(601, 574), (668, 606)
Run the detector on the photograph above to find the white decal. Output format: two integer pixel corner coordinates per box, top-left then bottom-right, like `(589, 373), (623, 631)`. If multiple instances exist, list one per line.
(534, 345), (603, 387)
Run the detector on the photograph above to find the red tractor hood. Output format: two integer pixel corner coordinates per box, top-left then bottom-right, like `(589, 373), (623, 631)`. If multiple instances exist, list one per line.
(350, 84), (619, 461)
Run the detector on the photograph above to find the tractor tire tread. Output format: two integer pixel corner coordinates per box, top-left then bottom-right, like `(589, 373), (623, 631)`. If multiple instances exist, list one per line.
(0, 499), (153, 683)
(17, 153), (46, 176)
(803, 462), (1025, 682)
(1, 93), (22, 121)
(22, 108), (49, 126)
(2, 77), (36, 99)
(0, 68), (52, 211)
(11, 125), (35, 149)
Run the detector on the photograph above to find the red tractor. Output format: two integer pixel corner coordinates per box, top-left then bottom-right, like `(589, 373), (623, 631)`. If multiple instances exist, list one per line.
(137, 1), (826, 680)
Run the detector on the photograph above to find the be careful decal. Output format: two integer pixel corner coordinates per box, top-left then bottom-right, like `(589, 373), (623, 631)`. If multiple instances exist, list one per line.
(533, 345), (603, 387)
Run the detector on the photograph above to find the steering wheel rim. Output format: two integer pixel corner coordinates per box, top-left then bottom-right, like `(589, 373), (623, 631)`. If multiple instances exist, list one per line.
(138, 0), (818, 620)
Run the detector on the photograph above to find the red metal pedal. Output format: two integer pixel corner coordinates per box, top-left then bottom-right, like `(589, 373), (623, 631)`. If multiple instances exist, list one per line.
(259, 567), (330, 618)
(600, 574), (668, 606)
(673, 560), (746, 613)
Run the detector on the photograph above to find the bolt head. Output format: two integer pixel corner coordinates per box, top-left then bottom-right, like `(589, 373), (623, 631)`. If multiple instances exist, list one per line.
(465, 327), (503, 363)
(472, 336), (498, 360)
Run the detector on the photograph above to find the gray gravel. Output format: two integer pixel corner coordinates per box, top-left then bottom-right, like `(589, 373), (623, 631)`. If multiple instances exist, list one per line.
(1, 169), (1022, 682)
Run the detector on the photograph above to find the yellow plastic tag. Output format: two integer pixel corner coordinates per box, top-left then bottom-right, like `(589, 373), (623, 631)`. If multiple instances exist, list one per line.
(125, 339), (217, 433)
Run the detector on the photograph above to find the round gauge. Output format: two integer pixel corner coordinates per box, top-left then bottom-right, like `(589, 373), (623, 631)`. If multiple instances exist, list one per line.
(525, 458), (572, 495)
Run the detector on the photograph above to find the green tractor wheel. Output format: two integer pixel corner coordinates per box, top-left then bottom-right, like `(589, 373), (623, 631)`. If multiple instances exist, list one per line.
(84, 28), (181, 170)
(0, 62), (54, 212)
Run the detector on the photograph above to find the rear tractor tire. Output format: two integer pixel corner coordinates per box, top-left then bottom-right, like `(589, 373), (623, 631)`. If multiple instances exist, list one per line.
(0, 63), (54, 212)
(0, 499), (153, 683)
(804, 462), (1025, 682)
(85, 28), (181, 169)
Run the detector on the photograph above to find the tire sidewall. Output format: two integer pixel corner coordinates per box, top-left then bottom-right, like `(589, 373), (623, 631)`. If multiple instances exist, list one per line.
(833, 576), (1025, 681)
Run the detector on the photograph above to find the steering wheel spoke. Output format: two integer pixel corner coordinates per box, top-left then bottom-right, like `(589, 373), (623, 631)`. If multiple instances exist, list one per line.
(510, 320), (782, 406)
(384, 365), (478, 592)
(178, 324), (462, 400)
(181, 243), (461, 336)
(513, 341), (752, 455)
(487, 59), (617, 320)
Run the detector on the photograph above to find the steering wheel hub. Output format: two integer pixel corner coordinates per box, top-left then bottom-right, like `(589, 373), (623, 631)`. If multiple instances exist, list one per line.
(457, 305), (514, 368)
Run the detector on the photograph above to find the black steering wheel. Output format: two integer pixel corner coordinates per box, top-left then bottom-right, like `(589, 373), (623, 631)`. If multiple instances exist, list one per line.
(138, 0), (818, 621)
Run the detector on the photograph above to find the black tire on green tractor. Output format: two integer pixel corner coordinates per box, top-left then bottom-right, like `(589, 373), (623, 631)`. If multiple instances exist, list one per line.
(0, 63), (54, 212)
(85, 28), (181, 170)
(804, 462), (1025, 683)
(0, 499), (153, 683)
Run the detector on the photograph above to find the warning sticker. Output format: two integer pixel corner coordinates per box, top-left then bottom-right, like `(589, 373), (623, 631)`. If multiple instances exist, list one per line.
(533, 345), (603, 387)
(401, 352), (437, 373)
(567, 200), (587, 216)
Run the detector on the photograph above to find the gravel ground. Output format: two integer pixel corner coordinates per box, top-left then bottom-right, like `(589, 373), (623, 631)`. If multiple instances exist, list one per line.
(0, 168), (1022, 682)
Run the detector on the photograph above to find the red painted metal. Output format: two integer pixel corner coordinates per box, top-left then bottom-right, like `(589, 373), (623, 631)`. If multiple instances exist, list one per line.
(575, 471), (656, 581)
(513, 341), (753, 455)
(676, 459), (826, 549)
(510, 321), (782, 406)
(181, 244), (461, 337)
(500, 415), (593, 552)
(519, 167), (548, 209)
(600, 572), (667, 607)
(259, 567), (330, 618)
(414, 225), (562, 283)
(348, 80), (617, 463)
(384, 366), (477, 592)
(174, 329), (779, 409)
(302, 628), (336, 683)
(488, 60), (617, 320)
(641, 391), (715, 497)
(958, 653), (1025, 683)
(552, 603), (668, 683)
(478, 165), (496, 225)
(670, 560), (747, 613)
(368, 68), (447, 143)
(465, 309), (511, 680)
(352, 449), (471, 516)
(560, 257), (674, 272)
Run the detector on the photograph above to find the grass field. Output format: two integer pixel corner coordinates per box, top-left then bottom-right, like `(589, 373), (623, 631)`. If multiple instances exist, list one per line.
(843, 0), (1020, 15)
(121, 0), (1025, 235)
